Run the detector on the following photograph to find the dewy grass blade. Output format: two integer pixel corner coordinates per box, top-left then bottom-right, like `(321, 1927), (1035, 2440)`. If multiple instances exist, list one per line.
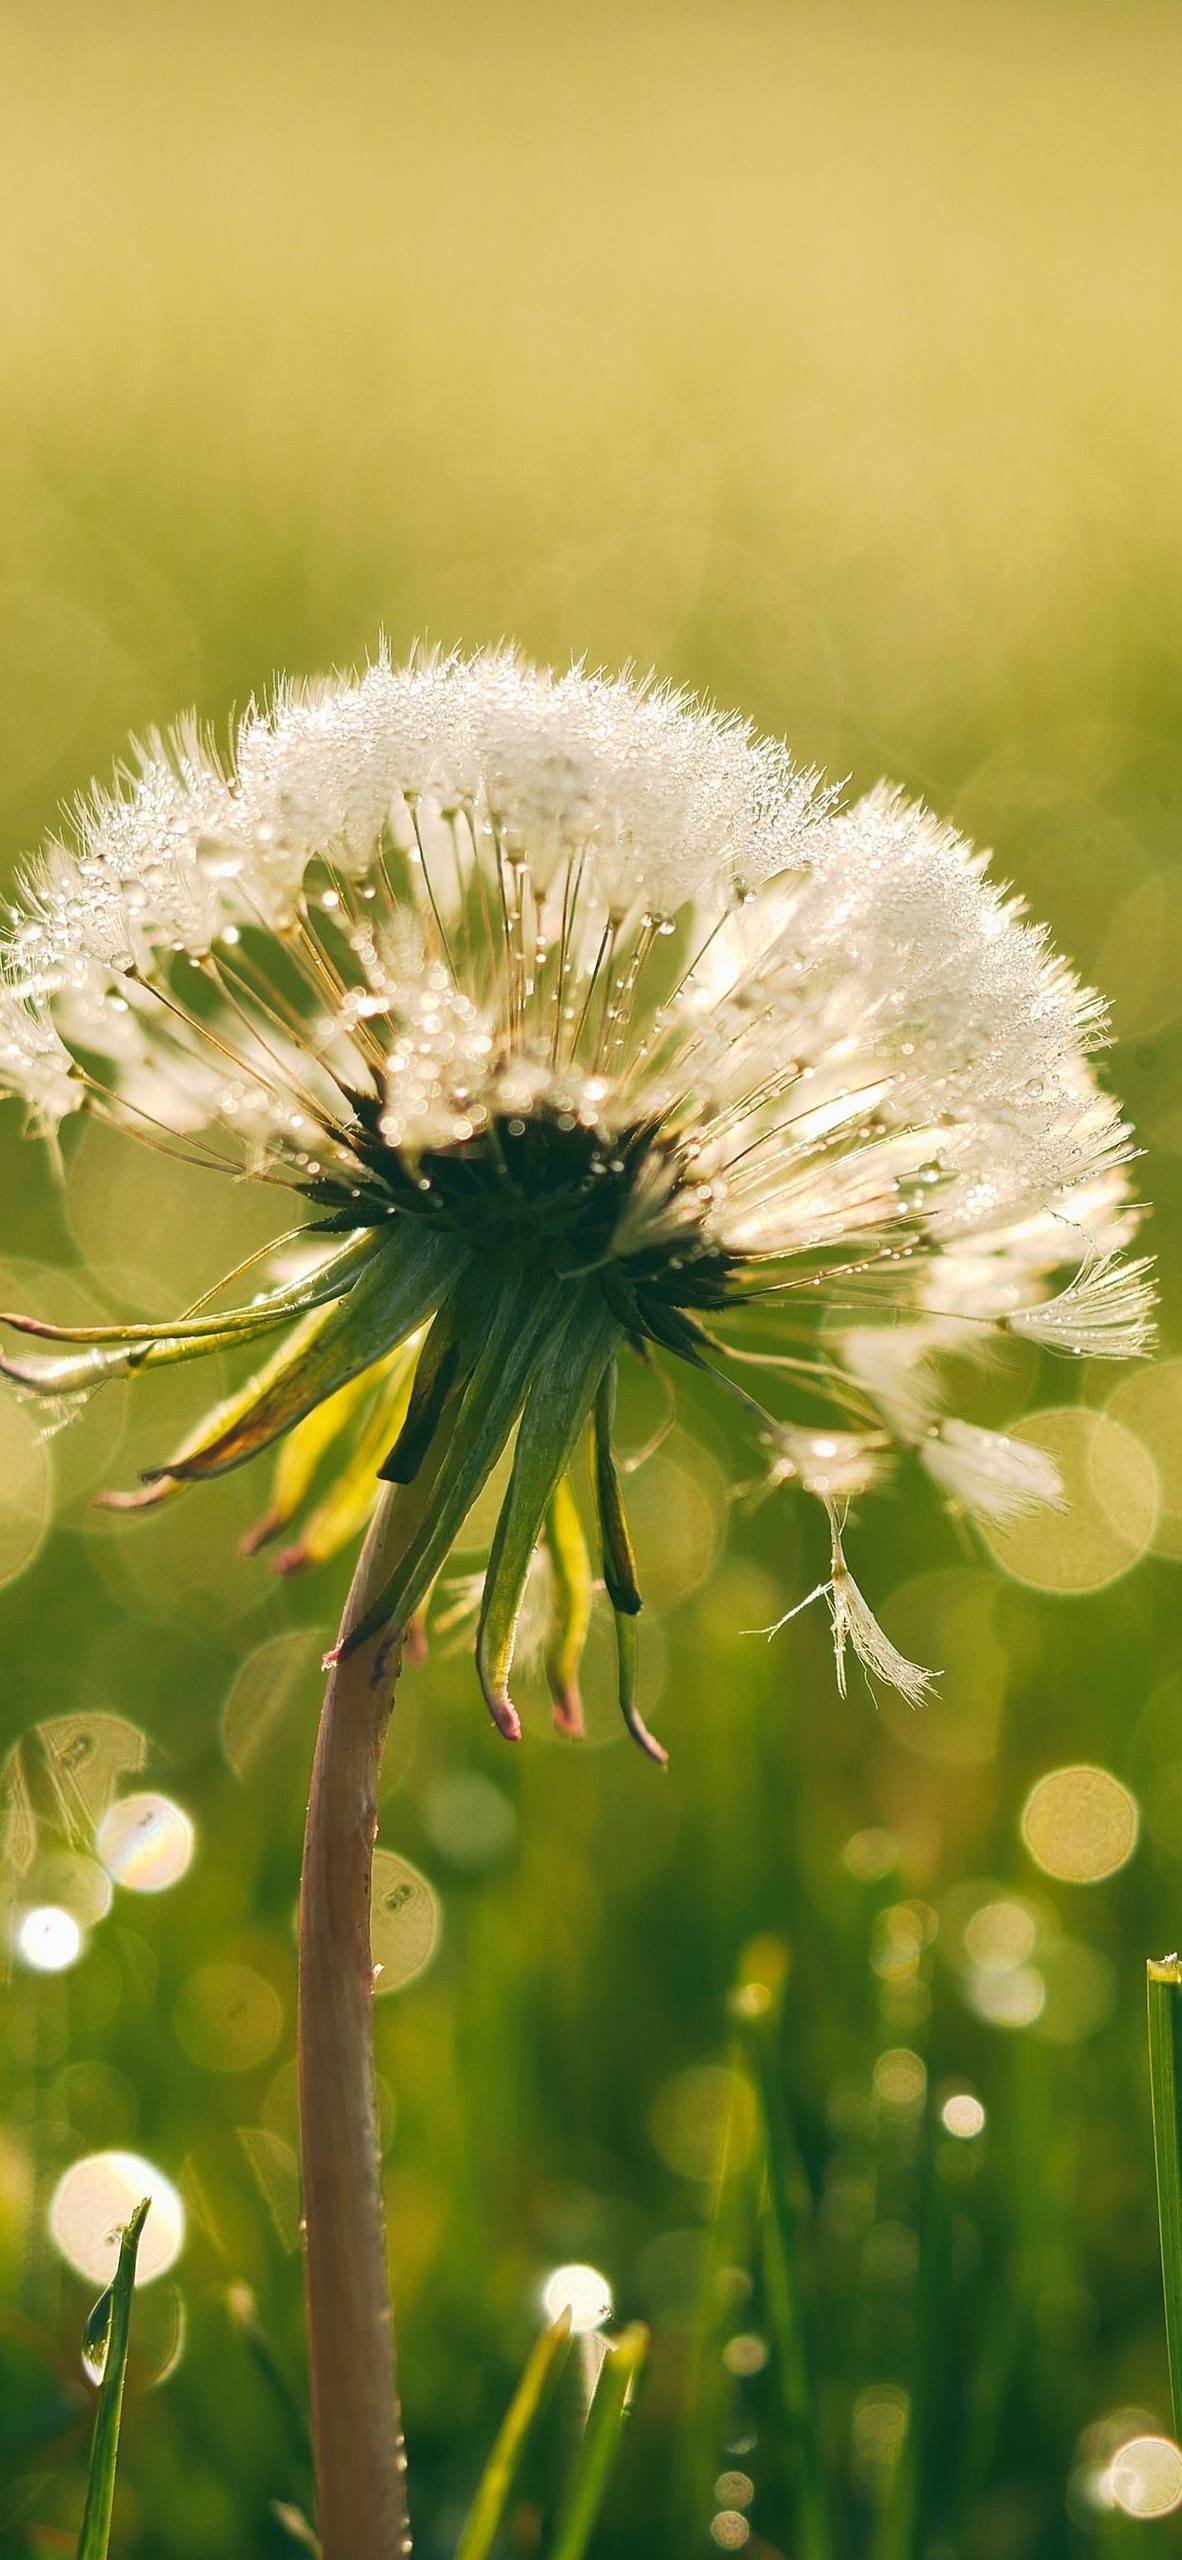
(543, 2323), (649, 2560)
(455, 2310), (574, 2560)
(1147, 1955), (1182, 2436)
(732, 1970), (835, 2560)
(75, 2196), (150, 2560)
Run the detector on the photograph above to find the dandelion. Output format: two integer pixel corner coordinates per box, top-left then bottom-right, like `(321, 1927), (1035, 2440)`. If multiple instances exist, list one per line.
(0, 645), (1154, 2556)
(0, 650), (1154, 1722)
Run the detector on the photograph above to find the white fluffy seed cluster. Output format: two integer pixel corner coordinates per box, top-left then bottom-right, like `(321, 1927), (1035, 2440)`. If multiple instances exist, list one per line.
(0, 650), (829, 1144)
(7, 650), (823, 975)
(0, 647), (1151, 1313)
(0, 648), (1156, 1696)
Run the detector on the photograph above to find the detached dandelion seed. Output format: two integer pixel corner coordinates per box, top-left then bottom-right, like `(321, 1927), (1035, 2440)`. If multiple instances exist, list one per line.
(0, 644), (1154, 2558)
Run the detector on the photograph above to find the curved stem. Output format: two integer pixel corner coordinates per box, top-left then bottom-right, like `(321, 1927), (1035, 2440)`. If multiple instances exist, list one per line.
(298, 1486), (412, 2560)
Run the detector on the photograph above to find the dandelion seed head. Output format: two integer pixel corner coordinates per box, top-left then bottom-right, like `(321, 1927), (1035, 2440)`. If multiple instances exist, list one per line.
(0, 646), (1154, 1724)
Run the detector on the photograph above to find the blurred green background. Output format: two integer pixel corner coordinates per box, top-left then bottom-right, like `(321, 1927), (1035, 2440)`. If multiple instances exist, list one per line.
(2, 3), (1182, 2553)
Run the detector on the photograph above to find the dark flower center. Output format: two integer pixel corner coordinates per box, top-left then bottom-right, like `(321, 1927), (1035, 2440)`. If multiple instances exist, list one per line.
(303, 1098), (738, 1344)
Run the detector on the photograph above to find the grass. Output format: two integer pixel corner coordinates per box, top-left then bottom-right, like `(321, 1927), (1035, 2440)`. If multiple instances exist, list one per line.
(1, 4), (1181, 2552)
(1147, 1958), (1182, 2440)
(455, 2311), (573, 2560)
(731, 1966), (834, 2560)
(543, 2325), (650, 2560)
(74, 2202), (150, 2560)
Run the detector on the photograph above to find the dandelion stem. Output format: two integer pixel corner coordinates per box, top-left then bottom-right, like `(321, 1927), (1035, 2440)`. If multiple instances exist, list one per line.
(1146, 1955), (1182, 2437)
(298, 1487), (414, 2560)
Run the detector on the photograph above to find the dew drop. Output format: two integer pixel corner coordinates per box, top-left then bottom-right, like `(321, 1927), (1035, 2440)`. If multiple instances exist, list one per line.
(194, 840), (243, 881)
(49, 2152), (184, 2285)
(81, 2282), (114, 2385)
(541, 2261), (613, 2332)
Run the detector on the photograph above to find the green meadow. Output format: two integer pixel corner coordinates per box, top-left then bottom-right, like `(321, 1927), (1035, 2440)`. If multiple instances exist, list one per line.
(2, 6), (1181, 2551)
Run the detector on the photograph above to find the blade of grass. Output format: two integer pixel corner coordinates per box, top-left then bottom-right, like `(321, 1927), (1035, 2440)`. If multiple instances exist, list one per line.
(952, 2268), (1025, 2541)
(455, 2310), (574, 2560)
(732, 1974), (835, 2560)
(543, 2323), (649, 2560)
(872, 2103), (948, 2560)
(677, 2012), (762, 2544)
(75, 2196), (150, 2560)
(271, 2503), (322, 2555)
(1147, 1955), (1182, 2436)
(225, 2282), (313, 2473)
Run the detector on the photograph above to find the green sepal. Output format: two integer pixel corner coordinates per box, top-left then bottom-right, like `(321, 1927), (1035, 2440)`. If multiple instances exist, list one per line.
(477, 1294), (620, 1740)
(542, 1475), (594, 1736)
(626, 1294), (714, 1367)
(272, 1349), (420, 1573)
(240, 1351), (404, 1553)
(378, 1292), (467, 1484)
(1, 1323), (262, 1398)
(332, 1266), (568, 1676)
(97, 1301), (345, 1514)
(592, 1365), (642, 1615)
(146, 1226), (465, 1484)
(592, 1367), (666, 1763)
(0, 1230), (382, 1393)
(612, 1607), (667, 1767)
